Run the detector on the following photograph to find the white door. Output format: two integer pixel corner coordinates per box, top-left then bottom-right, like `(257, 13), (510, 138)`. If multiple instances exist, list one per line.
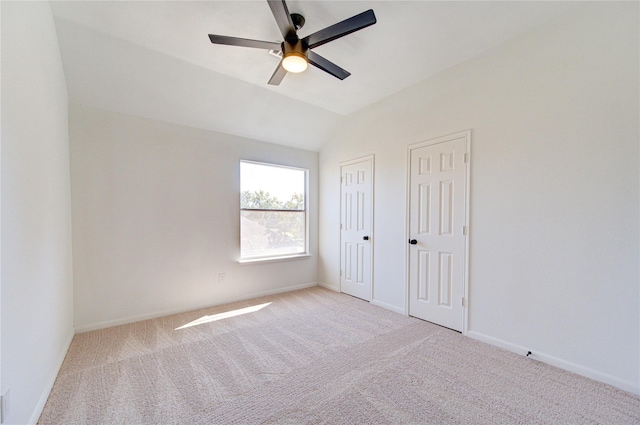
(408, 133), (469, 332)
(341, 157), (373, 301)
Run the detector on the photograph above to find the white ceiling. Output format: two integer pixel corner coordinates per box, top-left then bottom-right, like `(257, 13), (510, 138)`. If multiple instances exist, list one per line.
(51, 1), (576, 151)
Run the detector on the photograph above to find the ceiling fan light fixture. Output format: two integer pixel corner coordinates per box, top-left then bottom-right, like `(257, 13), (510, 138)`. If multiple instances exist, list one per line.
(208, 1), (377, 85)
(282, 52), (308, 73)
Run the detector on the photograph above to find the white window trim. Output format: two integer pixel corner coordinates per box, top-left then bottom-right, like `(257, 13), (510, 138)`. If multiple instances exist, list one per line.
(238, 253), (311, 265)
(239, 160), (309, 261)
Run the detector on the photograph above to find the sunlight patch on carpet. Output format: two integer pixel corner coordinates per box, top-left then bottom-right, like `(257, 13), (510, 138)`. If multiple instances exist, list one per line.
(174, 302), (272, 330)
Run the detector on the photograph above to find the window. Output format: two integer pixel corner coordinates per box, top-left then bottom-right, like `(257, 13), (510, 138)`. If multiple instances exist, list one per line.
(240, 161), (307, 260)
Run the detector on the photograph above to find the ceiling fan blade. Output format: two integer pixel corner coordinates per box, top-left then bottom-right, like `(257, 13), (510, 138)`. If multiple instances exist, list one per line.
(267, 0), (295, 39)
(307, 50), (350, 80)
(209, 34), (281, 50)
(302, 9), (376, 50)
(268, 61), (287, 85)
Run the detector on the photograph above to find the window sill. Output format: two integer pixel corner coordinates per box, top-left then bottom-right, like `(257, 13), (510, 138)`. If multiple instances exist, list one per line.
(238, 253), (311, 265)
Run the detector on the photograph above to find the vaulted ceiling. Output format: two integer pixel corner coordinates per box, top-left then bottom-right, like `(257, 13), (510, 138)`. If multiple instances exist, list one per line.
(51, 1), (576, 151)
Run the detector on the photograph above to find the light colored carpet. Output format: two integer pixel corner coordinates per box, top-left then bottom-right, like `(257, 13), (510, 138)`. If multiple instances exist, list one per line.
(39, 287), (639, 424)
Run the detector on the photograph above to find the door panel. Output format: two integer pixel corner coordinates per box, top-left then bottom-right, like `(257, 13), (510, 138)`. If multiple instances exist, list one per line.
(341, 157), (373, 301)
(409, 135), (468, 331)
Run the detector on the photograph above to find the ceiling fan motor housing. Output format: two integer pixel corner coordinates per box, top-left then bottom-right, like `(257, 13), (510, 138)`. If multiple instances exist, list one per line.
(282, 39), (307, 59)
(282, 39), (308, 72)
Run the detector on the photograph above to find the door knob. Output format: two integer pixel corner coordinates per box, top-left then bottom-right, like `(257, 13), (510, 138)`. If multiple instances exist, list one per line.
(409, 239), (418, 245)
(363, 236), (369, 241)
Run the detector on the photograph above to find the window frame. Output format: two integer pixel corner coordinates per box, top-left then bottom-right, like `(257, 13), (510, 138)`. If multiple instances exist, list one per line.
(238, 160), (309, 263)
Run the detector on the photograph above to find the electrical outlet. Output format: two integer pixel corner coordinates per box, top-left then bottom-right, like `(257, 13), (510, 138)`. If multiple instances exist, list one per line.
(1, 389), (10, 424)
(219, 273), (226, 283)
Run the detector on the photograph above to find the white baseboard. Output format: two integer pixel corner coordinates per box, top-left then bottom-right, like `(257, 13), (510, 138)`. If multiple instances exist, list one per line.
(317, 286), (407, 317)
(466, 330), (639, 396)
(318, 282), (339, 292)
(75, 282), (319, 333)
(29, 330), (74, 424)
(371, 298), (406, 315)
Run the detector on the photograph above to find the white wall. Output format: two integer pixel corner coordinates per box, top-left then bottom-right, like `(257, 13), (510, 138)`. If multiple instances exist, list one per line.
(319, 2), (639, 393)
(70, 104), (319, 331)
(1, 2), (75, 424)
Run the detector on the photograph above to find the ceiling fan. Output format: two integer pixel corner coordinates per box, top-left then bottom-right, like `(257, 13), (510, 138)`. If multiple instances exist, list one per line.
(208, 0), (377, 85)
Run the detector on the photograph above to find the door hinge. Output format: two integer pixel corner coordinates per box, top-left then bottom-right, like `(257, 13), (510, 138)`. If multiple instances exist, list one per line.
(340, 269), (342, 277)
(463, 225), (467, 235)
(464, 153), (469, 163)
(462, 297), (466, 307)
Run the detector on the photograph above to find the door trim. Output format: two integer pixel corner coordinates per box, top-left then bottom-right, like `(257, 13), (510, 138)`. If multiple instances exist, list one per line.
(405, 131), (471, 334)
(340, 155), (374, 301)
